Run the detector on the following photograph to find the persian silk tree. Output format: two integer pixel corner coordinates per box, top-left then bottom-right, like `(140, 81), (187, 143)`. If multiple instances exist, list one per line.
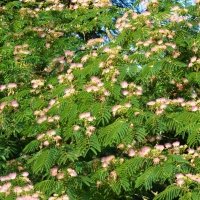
(0, 0), (200, 199)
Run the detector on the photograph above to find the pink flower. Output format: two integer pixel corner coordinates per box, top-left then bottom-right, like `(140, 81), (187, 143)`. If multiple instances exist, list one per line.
(7, 83), (17, 88)
(110, 170), (117, 180)
(46, 130), (56, 136)
(124, 103), (131, 108)
(172, 141), (180, 147)
(147, 101), (155, 106)
(79, 112), (91, 119)
(190, 56), (197, 63)
(51, 168), (58, 176)
(191, 106), (198, 112)
(67, 168), (77, 177)
(49, 99), (56, 106)
(11, 100), (19, 107)
(37, 134), (45, 140)
(165, 143), (172, 148)
(74, 125), (80, 131)
(62, 195), (70, 200)
(139, 146), (151, 156)
(54, 115), (60, 120)
(13, 186), (23, 194)
(21, 172), (29, 177)
(154, 145), (164, 151)
(37, 116), (47, 124)
(121, 81), (128, 88)
(0, 182), (11, 192)
(176, 179), (184, 186)
(43, 141), (50, 146)
(8, 172), (17, 180)
(153, 157), (160, 164)
(175, 173), (184, 179)
(57, 173), (64, 179)
(112, 105), (121, 112)
(128, 149), (135, 157)
(187, 148), (195, 154)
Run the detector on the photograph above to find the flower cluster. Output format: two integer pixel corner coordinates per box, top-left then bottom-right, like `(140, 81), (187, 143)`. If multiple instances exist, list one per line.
(13, 44), (30, 56)
(101, 65), (120, 83)
(64, 87), (75, 98)
(111, 103), (131, 116)
(50, 167), (77, 179)
(86, 38), (104, 48)
(34, 98), (60, 124)
(70, 0), (111, 9)
(68, 63), (83, 72)
(175, 172), (200, 187)
(79, 112), (94, 121)
(0, 172), (43, 199)
(84, 76), (110, 98)
(147, 97), (200, 114)
(115, 11), (136, 32)
(31, 79), (44, 89)
(36, 129), (62, 147)
(120, 81), (143, 97)
(0, 100), (19, 113)
(188, 56), (200, 68)
(58, 73), (74, 84)
(101, 155), (115, 168)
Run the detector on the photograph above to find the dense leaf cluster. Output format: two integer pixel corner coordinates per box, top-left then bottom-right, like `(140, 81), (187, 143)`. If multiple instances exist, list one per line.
(0, 0), (200, 199)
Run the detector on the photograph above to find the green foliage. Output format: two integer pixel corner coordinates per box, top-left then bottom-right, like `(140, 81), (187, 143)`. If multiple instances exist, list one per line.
(0, 0), (200, 199)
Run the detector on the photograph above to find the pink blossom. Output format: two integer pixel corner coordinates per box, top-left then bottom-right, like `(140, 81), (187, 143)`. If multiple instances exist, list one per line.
(172, 141), (180, 147)
(191, 106), (198, 112)
(37, 116), (47, 124)
(79, 112), (90, 119)
(37, 134), (45, 140)
(0, 84), (6, 91)
(128, 149), (135, 157)
(7, 83), (17, 88)
(155, 110), (164, 115)
(67, 168), (77, 177)
(187, 148), (195, 154)
(190, 56), (197, 63)
(110, 170), (117, 180)
(57, 173), (64, 179)
(154, 145), (164, 151)
(54, 136), (62, 142)
(13, 186), (23, 194)
(165, 143), (172, 148)
(46, 130), (56, 136)
(0, 182), (11, 192)
(124, 103), (131, 108)
(0, 102), (6, 110)
(176, 173), (184, 179)
(176, 179), (184, 186)
(54, 115), (60, 120)
(11, 100), (19, 107)
(21, 172), (29, 177)
(153, 157), (160, 164)
(121, 81), (128, 88)
(51, 168), (58, 176)
(23, 185), (33, 191)
(43, 141), (50, 146)
(139, 146), (151, 156)
(147, 101), (155, 106)
(62, 195), (70, 200)
(49, 99), (56, 106)
(8, 172), (17, 180)
(112, 105), (121, 112)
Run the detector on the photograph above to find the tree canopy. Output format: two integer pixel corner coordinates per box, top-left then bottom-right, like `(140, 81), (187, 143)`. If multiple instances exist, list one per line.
(0, 0), (200, 199)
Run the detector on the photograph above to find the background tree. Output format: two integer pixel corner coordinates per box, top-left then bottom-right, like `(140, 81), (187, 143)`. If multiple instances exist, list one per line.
(0, 0), (200, 199)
